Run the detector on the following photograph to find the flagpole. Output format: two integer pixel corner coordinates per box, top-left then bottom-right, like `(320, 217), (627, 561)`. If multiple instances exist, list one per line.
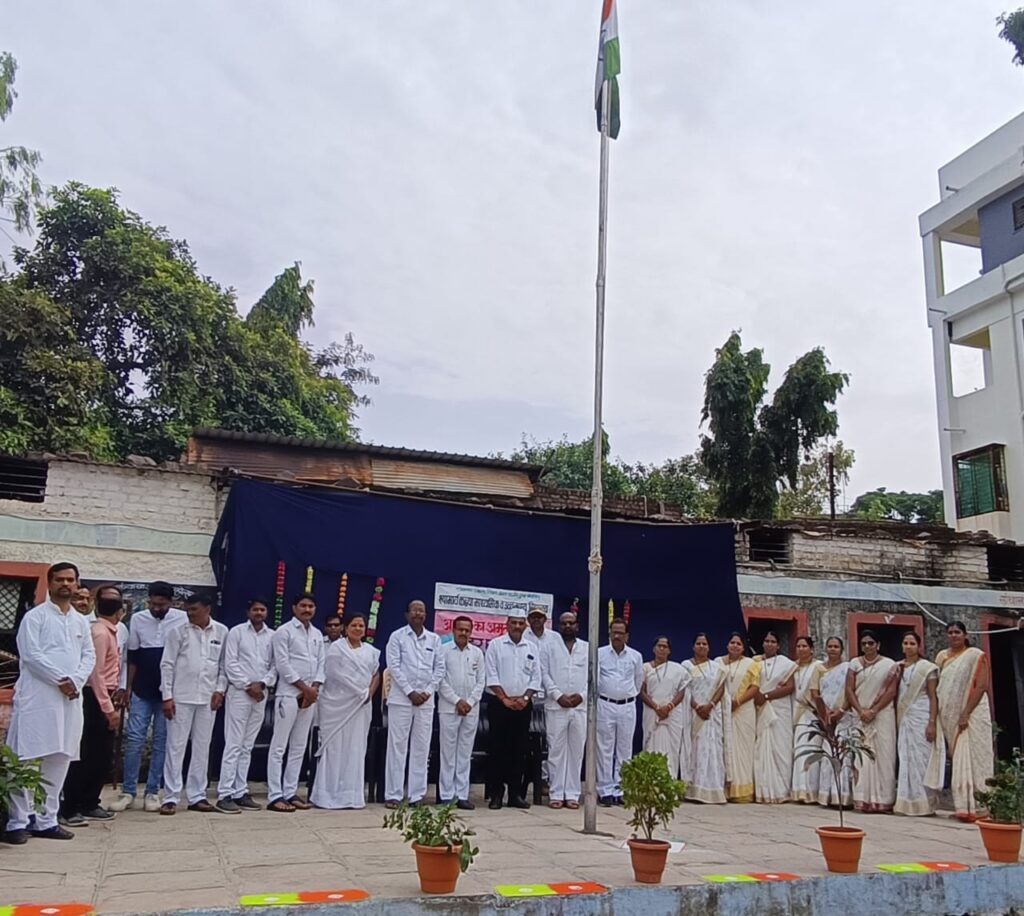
(583, 79), (612, 836)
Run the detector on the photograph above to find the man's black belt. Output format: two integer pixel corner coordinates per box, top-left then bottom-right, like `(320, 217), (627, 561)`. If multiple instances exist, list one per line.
(599, 695), (636, 705)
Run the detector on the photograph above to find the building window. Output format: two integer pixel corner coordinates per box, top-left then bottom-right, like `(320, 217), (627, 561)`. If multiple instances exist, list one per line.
(0, 456), (47, 503)
(747, 528), (792, 564)
(1014, 197), (1024, 232)
(987, 544), (1024, 582)
(954, 445), (1008, 518)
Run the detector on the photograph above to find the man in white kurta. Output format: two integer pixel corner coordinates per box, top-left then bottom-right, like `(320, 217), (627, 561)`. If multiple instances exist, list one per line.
(267, 594), (325, 811)
(5, 563), (96, 843)
(541, 611), (588, 807)
(385, 600), (445, 806)
(438, 616), (485, 808)
(597, 618), (643, 805)
(215, 599), (276, 812)
(160, 593), (228, 813)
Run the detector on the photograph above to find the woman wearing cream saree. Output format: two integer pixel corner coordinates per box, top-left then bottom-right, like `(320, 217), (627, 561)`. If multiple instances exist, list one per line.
(894, 631), (944, 816)
(753, 631), (796, 804)
(935, 621), (994, 822)
(641, 636), (690, 779)
(790, 636), (826, 803)
(845, 630), (897, 813)
(817, 637), (852, 807)
(681, 633), (731, 804)
(717, 632), (760, 803)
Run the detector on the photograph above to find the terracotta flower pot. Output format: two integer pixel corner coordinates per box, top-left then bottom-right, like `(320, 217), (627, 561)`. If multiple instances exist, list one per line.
(627, 838), (671, 884)
(815, 826), (865, 874)
(412, 843), (462, 894)
(977, 818), (1023, 863)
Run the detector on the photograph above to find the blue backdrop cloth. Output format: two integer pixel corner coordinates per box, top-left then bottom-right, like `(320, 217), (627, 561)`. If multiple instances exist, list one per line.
(210, 479), (746, 657)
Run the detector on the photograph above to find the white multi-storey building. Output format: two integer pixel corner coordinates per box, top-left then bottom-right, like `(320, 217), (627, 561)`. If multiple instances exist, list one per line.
(920, 112), (1024, 541)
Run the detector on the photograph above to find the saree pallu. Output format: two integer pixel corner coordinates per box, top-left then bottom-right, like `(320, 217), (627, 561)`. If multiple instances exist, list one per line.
(718, 655), (760, 802)
(642, 661), (689, 779)
(754, 655), (797, 804)
(894, 661), (944, 816)
(817, 662), (852, 808)
(791, 661), (825, 803)
(681, 659), (732, 804)
(849, 656), (897, 813)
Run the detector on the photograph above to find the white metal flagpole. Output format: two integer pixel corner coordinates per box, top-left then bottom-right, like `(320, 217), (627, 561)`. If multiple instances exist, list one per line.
(583, 80), (612, 836)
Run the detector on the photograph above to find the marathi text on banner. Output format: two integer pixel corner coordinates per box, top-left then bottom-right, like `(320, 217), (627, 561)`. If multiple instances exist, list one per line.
(433, 582), (554, 645)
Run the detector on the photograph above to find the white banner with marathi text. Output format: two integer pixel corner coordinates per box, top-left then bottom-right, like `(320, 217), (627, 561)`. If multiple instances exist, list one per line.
(433, 582), (554, 646)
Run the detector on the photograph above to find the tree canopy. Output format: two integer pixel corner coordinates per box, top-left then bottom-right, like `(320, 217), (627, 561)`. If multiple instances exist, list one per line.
(0, 183), (376, 462)
(848, 488), (944, 525)
(700, 332), (848, 518)
(998, 9), (1024, 66)
(776, 441), (855, 519)
(0, 51), (44, 233)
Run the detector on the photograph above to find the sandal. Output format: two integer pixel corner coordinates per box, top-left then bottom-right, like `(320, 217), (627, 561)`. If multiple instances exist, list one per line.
(288, 796), (312, 810)
(267, 799), (295, 813)
(565, 800), (580, 809)
(159, 803), (176, 816)
(549, 800), (564, 809)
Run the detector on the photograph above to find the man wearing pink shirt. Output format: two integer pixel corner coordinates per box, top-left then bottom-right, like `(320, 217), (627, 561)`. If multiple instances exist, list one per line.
(60, 584), (124, 825)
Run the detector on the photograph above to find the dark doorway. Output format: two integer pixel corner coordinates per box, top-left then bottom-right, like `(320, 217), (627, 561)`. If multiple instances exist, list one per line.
(987, 624), (1023, 760)
(852, 621), (915, 663)
(747, 617), (798, 659)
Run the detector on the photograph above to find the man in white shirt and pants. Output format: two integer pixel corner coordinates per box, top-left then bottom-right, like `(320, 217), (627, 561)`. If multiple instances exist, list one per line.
(267, 593), (324, 812)
(597, 617), (643, 806)
(524, 604), (557, 795)
(216, 598), (276, 813)
(4, 562), (96, 844)
(485, 609), (541, 809)
(159, 592), (228, 814)
(541, 610), (588, 808)
(384, 600), (445, 807)
(438, 616), (484, 809)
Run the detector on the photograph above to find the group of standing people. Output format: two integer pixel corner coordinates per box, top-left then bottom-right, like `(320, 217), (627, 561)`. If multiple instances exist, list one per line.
(639, 624), (995, 820)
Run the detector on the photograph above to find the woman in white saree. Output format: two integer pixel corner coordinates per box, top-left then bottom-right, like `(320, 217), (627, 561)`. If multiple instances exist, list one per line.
(681, 633), (731, 804)
(845, 630), (897, 813)
(894, 631), (944, 816)
(935, 621), (994, 822)
(641, 636), (690, 779)
(717, 632), (760, 803)
(754, 631), (797, 804)
(310, 614), (381, 810)
(790, 636), (826, 803)
(817, 637), (852, 808)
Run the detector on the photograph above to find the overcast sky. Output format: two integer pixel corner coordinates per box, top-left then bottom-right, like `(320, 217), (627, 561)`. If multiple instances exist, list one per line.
(6, 1), (1023, 504)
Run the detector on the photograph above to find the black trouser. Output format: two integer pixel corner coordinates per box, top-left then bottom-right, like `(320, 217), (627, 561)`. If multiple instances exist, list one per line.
(61, 687), (115, 816)
(488, 697), (531, 802)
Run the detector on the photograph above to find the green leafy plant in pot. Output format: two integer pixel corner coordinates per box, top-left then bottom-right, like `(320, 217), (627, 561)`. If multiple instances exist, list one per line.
(795, 715), (874, 873)
(619, 750), (687, 884)
(974, 747), (1024, 863)
(0, 745), (47, 825)
(382, 801), (479, 894)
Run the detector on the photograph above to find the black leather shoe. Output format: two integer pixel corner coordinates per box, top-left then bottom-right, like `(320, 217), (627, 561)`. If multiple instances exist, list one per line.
(3, 828), (29, 844)
(456, 800), (476, 811)
(508, 796), (530, 809)
(30, 825), (74, 839)
(488, 797), (503, 810)
(599, 795), (614, 807)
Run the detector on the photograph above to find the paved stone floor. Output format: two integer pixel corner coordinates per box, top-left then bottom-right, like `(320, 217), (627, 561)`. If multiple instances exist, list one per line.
(0, 787), (998, 914)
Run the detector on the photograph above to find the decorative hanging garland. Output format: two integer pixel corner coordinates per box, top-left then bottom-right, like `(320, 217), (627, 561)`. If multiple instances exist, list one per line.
(305, 565), (314, 593)
(623, 599), (632, 628)
(365, 577), (386, 643)
(274, 561), (286, 628)
(607, 598), (615, 630)
(337, 572), (348, 617)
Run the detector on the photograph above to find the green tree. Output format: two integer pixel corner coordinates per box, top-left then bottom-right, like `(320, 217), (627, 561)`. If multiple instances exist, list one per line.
(2, 183), (376, 461)
(509, 432), (634, 495)
(776, 441), (855, 519)
(620, 454), (717, 518)
(0, 52), (43, 232)
(848, 488), (944, 525)
(700, 332), (848, 518)
(998, 9), (1024, 66)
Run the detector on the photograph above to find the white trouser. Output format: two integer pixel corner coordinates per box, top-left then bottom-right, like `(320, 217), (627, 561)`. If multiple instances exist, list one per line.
(597, 698), (636, 797)
(163, 701), (216, 806)
(385, 702), (433, 803)
(7, 752), (71, 831)
(438, 708), (479, 801)
(546, 706), (586, 801)
(217, 686), (267, 799)
(267, 695), (315, 802)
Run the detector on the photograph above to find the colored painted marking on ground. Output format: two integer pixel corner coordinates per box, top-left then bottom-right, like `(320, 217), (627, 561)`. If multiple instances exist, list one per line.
(547, 882), (608, 895)
(749, 872), (801, 881)
(702, 874), (760, 883)
(240, 891), (369, 907)
(239, 894), (303, 907)
(876, 863), (931, 874)
(920, 862), (970, 872)
(494, 885), (558, 897)
(8, 907), (95, 916)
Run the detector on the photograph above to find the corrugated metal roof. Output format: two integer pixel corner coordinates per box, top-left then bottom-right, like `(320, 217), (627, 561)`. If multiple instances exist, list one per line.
(370, 458), (535, 498)
(190, 428), (543, 477)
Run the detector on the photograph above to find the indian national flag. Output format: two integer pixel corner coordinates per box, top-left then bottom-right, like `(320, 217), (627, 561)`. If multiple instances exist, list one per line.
(595, 0), (621, 139)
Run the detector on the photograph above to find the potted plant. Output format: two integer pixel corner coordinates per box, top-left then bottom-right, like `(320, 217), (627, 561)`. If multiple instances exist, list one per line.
(795, 716), (874, 873)
(974, 747), (1023, 863)
(0, 745), (47, 826)
(619, 750), (687, 884)
(382, 801), (479, 894)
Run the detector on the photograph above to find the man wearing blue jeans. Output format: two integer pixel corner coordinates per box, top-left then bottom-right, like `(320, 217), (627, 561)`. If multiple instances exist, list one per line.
(110, 582), (186, 812)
